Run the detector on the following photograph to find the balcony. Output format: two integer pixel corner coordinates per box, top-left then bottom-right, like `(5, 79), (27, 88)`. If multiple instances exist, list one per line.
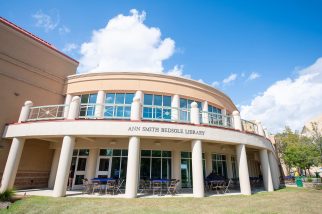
(23, 103), (263, 135)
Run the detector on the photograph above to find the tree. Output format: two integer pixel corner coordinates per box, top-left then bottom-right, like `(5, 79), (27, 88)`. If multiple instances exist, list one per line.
(310, 122), (322, 165)
(275, 127), (320, 175)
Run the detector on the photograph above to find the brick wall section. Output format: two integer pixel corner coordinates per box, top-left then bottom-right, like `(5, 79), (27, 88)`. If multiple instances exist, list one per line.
(0, 171), (50, 189)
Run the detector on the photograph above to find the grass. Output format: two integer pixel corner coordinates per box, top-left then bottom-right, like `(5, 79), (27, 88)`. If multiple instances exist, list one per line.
(1, 187), (321, 214)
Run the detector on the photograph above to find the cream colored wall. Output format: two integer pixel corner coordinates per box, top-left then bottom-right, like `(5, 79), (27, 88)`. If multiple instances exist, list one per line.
(0, 20), (77, 177)
(66, 72), (237, 112)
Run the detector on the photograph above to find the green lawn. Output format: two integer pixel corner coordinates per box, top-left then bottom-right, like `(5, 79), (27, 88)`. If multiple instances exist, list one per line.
(1, 187), (321, 214)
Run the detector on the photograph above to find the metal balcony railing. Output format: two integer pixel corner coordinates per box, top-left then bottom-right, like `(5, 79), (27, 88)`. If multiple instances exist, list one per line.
(241, 119), (258, 134)
(200, 111), (234, 128)
(27, 104), (66, 121)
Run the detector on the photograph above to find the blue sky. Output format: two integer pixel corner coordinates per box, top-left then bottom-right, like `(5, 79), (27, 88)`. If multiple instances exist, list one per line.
(1, 0), (322, 132)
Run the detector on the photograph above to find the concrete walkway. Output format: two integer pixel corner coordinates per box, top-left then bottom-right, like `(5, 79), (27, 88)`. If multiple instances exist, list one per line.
(15, 188), (252, 198)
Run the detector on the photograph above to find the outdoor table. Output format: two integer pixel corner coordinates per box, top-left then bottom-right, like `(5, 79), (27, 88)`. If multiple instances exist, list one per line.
(150, 179), (172, 195)
(91, 178), (115, 183)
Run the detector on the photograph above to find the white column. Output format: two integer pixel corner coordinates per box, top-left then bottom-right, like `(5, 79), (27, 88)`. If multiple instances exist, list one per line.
(201, 101), (209, 124)
(85, 149), (99, 179)
(236, 144), (251, 195)
(171, 94), (180, 121)
(190, 102), (200, 125)
(226, 154), (233, 179)
(94, 90), (105, 118)
(172, 150), (181, 189)
(53, 136), (76, 197)
(1, 101), (33, 192)
(268, 152), (279, 190)
(134, 91), (144, 104)
(191, 139), (204, 197)
(63, 94), (73, 118)
(255, 120), (265, 136)
(48, 149), (61, 189)
(259, 149), (274, 192)
(232, 111), (242, 131)
(125, 136), (141, 198)
(67, 96), (81, 119)
(205, 152), (212, 176)
(18, 100), (33, 122)
(131, 97), (141, 121)
(0, 138), (25, 192)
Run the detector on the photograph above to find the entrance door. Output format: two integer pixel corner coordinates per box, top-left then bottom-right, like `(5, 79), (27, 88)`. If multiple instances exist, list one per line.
(181, 159), (192, 188)
(69, 149), (89, 190)
(96, 157), (112, 178)
(73, 156), (87, 189)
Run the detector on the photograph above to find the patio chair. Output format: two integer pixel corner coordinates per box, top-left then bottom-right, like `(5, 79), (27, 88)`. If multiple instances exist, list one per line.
(92, 180), (102, 194)
(115, 179), (125, 194)
(167, 179), (180, 195)
(220, 179), (232, 194)
(152, 181), (162, 196)
(105, 180), (117, 195)
(139, 179), (149, 193)
(212, 181), (225, 194)
(81, 178), (92, 194)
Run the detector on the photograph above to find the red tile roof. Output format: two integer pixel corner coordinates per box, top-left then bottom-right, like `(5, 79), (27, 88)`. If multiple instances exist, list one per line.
(0, 16), (79, 64)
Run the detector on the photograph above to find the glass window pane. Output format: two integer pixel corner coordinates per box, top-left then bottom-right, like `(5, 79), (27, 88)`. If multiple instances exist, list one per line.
(104, 106), (114, 117)
(181, 152), (190, 159)
(125, 93), (134, 104)
(105, 93), (115, 104)
(113, 149), (121, 156)
(79, 149), (89, 156)
(124, 106), (131, 118)
(152, 150), (161, 157)
(151, 158), (161, 179)
(141, 150), (151, 157)
(77, 158), (87, 171)
(120, 157), (127, 179)
(99, 158), (110, 171)
(197, 102), (202, 110)
(162, 151), (171, 157)
(121, 150), (128, 156)
(115, 94), (125, 104)
(154, 95), (162, 106)
(155, 108), (162, 119)
(180, 98), (187, 108)
(143, 107), (153, 118)
(144, 94), (153, 105)
(81, 94), (89, 103)
(111, 157), (121, 178)
(86, 106), (95, 116)
(100, 149), (112, 156)
(73, 149), (78, 156)
(75, 175), (84, 185)
(162, 158), (171, 179)
(188, 100), (193, 109)
(89, 94), (97, 103)
(163, 96), (171, 106)
(140, 158), (150, 179)
(116, 106), (124, 117)
(163, 109), (171, 120)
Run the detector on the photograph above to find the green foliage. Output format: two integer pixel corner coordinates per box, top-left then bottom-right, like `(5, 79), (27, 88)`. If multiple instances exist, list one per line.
(0, 189), (15, 201)
(307, 177), (313, 182)
(275, 127), (320, 172)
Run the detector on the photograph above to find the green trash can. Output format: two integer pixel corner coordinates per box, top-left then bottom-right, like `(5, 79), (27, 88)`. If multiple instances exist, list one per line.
(295, 177), (303, 187)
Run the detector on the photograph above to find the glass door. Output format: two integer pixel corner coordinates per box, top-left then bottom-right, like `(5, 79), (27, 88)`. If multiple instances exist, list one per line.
(70, 149), (89, 190)
(96, 157), (112, 178)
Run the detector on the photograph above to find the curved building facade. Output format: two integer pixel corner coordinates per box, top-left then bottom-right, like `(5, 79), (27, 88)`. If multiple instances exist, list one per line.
(1, 72), (280, 198)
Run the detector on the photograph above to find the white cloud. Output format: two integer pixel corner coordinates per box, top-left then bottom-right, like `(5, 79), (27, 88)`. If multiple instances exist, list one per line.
(63, 43), (78, 53)
(78, 9), (177, 73)
(59, 25), (70, 35)
(212, 81), (220, 87)
(223, 73), (237, 84)
(32, 9), (60, 32)
(240, 57), (322, 133)
(248, 72), (260, 80)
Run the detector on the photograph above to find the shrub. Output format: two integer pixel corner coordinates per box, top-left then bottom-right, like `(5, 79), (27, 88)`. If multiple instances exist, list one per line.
(307, 177), (313, 183)
(0, 189), (15, 201)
